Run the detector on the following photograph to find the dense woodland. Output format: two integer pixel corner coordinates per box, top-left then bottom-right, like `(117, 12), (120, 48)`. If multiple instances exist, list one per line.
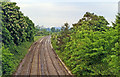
(52, 12), (120, 76)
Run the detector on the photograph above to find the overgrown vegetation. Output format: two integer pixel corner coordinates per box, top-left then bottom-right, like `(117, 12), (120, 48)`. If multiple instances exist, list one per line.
(1, 1), (119, 76)
(51, 12), (120, 76)
(2, 42), (33, 75)
(34, 36), (43, 41)
(2, 2), (35, 46)
(1, 2), (36, 75)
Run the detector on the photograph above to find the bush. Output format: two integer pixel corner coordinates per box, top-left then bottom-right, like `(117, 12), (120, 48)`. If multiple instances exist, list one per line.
(51, 12), (120, 76)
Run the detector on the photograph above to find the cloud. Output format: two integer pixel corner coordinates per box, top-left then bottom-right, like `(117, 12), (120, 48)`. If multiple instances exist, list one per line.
(10, 0), (118, 27)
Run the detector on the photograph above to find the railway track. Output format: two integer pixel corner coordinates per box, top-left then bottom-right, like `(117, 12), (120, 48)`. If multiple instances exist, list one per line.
(14, 36), (72, 76)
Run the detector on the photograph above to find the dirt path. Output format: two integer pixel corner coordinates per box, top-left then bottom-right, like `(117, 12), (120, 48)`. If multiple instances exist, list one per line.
(14, 36), (72, 76)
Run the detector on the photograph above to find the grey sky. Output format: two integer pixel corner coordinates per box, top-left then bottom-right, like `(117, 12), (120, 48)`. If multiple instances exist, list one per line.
(11, 0), (119, 28)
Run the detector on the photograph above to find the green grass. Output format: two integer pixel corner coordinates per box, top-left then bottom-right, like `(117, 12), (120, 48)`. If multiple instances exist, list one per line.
(34, 36), (44, 42)
(2, 41), (34, 75)
(2, 36), (43, 75)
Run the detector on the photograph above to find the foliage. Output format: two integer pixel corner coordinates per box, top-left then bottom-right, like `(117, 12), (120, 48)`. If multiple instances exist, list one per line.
(2, 45), (15, 75)
(2, 41), (34, 75)
(51, 27), (60, 32)
(2, 2), (35, 46)
(56, 23), (70, 51)
(2, 34), (43, 75)
(51, 27), (56, 32)
(24, 16), (35, 42)
(73, 12), (109, 31)
(51, 12), (120, 76)
(35, 25), (51, 36)
(34, 36), (43, 41)
(35, 25), (60, 36)
(1, 2), (36, 75)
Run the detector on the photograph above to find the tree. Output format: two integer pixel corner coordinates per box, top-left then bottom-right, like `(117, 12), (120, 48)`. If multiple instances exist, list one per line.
(51, 12), (120, 76)
(73, 12), (109, 31)
(2, 2), (35, 45)
(112, 13), (120, 50)
(51, 27), (55, 32)
(57, 23), (70, 51)
(56, 29), (60, 32)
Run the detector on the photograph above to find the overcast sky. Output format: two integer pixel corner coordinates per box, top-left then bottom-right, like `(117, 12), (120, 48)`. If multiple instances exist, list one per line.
(11, 0), (119, 28)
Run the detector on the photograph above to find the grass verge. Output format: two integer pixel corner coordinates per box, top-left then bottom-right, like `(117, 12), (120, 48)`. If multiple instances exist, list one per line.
(2, 36), (43, 75)
(34, 36), (43, 42)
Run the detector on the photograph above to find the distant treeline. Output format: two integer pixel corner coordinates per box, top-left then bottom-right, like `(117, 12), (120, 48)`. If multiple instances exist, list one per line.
(35, 25), (60, 36)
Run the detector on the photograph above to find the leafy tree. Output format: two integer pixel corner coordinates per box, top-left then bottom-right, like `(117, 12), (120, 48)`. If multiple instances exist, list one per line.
(112, 13), (120, 44)
(1, 2), (35, 75)
(56, 22), (70, 51)
(2, 45), (15, 75)
(25, 16), (35, 42)
(51, 27), (55, 32)
(35, 25), (51, 36)
(2, 2), (35, 45)
(56, 29), (60, 32)
(73, 12), (109, 31)
(51, 12), (120, 76)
